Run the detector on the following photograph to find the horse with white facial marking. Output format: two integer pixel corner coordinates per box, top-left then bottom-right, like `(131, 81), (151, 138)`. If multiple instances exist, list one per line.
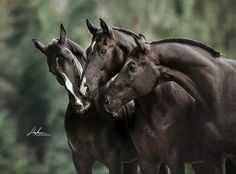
(32, 24), (138, 174)
(105, 34), (236, 174)
(82, 18), (234, 174)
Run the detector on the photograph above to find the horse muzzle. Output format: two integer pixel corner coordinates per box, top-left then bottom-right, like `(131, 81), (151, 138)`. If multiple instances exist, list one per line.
(73, 100), (91, 114)
(104, 96), (121, 116)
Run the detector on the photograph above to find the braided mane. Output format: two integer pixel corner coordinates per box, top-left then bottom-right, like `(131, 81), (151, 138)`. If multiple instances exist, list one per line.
(151, 38), (220, 57)
(112, 27), (140, 39)
(111, 27), (220, 57)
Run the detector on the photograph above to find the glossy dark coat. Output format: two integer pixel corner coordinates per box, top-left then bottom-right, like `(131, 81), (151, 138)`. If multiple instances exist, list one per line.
(32, 25), (138, 174)
(105, 35), (236, 174)
(82, 19), (222, 173)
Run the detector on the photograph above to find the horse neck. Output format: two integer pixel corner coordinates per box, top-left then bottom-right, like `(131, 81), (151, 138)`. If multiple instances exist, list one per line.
(67, 39), (86, 66)
(154, 43), (220, 110)
(113, 30), (137, 60)
(66, 39), (86, 87)
(137, 82), (185, 109)
(136, 82), (194, 124)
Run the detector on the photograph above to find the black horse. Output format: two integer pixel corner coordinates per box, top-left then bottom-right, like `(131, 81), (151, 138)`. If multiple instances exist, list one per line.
(80, 18), (224, 173)
(32, 24), (138, 174)
(105, 34), (236, 174)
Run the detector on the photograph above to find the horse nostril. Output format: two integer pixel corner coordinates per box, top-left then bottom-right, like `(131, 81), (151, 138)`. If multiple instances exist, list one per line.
(104, 97), (110, 108)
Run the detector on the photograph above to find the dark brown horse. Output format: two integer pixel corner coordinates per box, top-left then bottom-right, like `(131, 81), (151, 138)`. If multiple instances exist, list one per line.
(32, 25), (89, 113)
(81, 19), (224, 173)
(104, 34), (236, 173)
(32, 24), (138, 174)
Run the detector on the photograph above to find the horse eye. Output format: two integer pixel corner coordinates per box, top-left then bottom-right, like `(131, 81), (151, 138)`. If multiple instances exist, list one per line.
(100, 49), (106, 54)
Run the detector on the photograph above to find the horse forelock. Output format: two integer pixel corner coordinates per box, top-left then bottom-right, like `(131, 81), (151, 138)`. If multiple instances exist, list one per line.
(52, 38), (58, 43)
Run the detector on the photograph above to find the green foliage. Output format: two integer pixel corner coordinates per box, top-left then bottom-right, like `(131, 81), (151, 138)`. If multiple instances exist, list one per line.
(0, 111), (29, 174)
(0, 0), (235, 173)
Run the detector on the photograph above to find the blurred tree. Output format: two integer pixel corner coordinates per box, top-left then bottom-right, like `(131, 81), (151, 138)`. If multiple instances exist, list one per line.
(2, 2), (52, 173)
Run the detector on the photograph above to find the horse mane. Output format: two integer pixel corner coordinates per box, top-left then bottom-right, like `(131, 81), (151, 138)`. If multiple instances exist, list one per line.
(151, 38), (220, 58)
(66, 39), (86, 62)
(111, 28), (220, 57)
(112, 27), (140, 39)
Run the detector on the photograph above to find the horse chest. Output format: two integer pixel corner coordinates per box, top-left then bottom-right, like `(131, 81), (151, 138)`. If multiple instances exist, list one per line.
(205, 121), (223, 140)
(132, 114), (174, 156)
(131, 127), (168, 160)
(73, 133), (94, 153)
(198, 120), (225, 150)
(72, 127), (117, 162)
(134, 110), (174, 136)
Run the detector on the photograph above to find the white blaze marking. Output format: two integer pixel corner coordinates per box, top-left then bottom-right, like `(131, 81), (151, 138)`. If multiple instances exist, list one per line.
(70, 54), (87, 95)
(111, 74), (118, 82)
(80, 77), (87, 95)
(56, 57), (59, 67)
(91, 41), (96, 51)
(62, 72), (83, 105)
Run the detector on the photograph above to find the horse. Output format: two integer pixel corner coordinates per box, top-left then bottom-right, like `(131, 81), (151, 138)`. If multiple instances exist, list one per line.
(80, 18), (224, 173)
(104, 33), (236, 173)
(32, 24), (138, 174)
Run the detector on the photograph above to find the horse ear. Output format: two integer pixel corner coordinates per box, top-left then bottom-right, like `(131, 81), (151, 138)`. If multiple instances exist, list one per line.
(86, 19), (98, 35)
(139, 33), (146, 42)
(32, 38), (46, 55)
(132, 34), (146, 53)
(59, 24), (67, 44)
(99, 18), (111, 35)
